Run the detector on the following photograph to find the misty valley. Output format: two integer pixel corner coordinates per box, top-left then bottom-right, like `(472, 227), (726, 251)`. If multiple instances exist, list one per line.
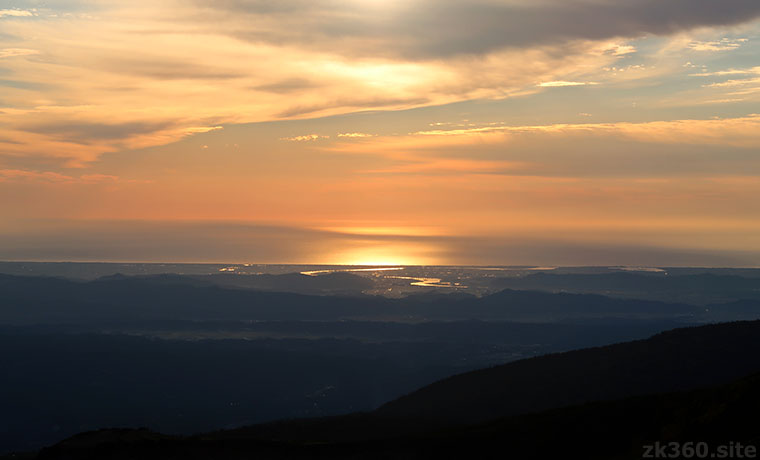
(2, 263), (760, 458)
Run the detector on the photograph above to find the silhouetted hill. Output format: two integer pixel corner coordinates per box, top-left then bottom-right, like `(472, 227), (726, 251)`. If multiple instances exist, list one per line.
(708, 299), (760, 321)
(492, 271), (760, 292)
(0, 273), (717, 325)
(28, 374), (760, 459)
(2, 318), (685, 453)
(195, 272), (375, 295)
(491, 272), (760, 304)
(94, 273), (211, 287)
(27, 321), (760, 459)
(377, 320), (760, 423)
(451, 288), (698, 320)
(0, 273), (382, 323)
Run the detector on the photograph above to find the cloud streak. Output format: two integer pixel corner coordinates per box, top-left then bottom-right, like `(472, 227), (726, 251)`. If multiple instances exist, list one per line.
(0, 0), (757, 166)
(1, 218), (758, 266)
(0, 0), (759, 266)
(0, 48), (38, 58)
(196, 0), (760, 58)
(0, 169), (125, 184)
(0, 9), (34, 18)
(325, 115), (760, 178)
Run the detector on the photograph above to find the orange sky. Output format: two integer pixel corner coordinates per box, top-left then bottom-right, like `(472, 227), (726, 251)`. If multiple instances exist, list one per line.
(1, 1), (760, 265)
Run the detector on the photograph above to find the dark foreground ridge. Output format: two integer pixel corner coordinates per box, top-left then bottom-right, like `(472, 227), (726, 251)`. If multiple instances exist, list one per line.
(28, 374), (760, 460)
(377, 319), (760, 423)
(23, 320), (760, 459)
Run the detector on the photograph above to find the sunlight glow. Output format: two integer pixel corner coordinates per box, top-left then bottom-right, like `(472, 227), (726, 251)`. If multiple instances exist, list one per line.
(319, 226), (447, 237)
(329, 243), (440, 266)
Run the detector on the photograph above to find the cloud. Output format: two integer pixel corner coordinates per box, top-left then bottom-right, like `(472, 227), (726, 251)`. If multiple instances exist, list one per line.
(0, 1), (757, 266)
(276, 96), (432, 118)
(0, 169), (73, 183)
(605, 44), (636, 56)
(0, 9), (34, 18)
(324, 115), (760, 179)
(690, 67), (760, 77)
(438, 236), (760, 267)
(698, 98), (746, 105)
(1, 218), (758, 266)
(0, 220), (402, 264)
(538, 81), (597, 87)
(280, 134), (329, 142)
(698, 71), (760, 98)
(252, 78), (321, 94)
(0, 0), (758, 167)
(184, 126), (223, 135)
(0, 48), (38, 58)
(0, 169), (122, 184)
(362, 159), (526, 175)
(704, 77), (760, 88)
(0, 112), (222, 165)
(406, 116), (760, 148)
(688, 37), (748, 51)
(195, 0), (760, 58)
(79, 174), (119, 183)
(21, 120), (175, 142)
(337, 132), (375, 138)
(681, 65), (760, 102)
(98, 56), (243, 81)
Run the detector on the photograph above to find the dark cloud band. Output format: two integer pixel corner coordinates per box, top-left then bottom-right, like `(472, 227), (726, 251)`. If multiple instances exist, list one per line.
(194, 0), (760, 58)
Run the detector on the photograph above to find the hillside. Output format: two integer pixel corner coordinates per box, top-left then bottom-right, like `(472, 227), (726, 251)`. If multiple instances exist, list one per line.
(29, 373), (760, 459)
(20, 320), (760, 459)
(0, 273), (717, 324)
(378, 320), (760, 423)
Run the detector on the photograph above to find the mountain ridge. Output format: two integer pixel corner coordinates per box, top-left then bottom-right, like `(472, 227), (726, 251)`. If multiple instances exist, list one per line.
(22, 320), (760, 459)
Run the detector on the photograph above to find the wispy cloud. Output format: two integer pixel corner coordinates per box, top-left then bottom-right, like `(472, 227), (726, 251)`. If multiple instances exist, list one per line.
(194, 0), (760, 58)
(407, 116), (760, 148)
(368, 160), (526, 175)
(690, 67), (760, 77)
(0, 169), (123, 184)
(0, 1), (759, 265)
(280, 134), (329, 142)
(688, 37), (748, 51)
(538, 81), (598, 87)
(0, 0), (758, 168)
(0, 169), (72, 183)
(605, 44), (637, 56)
(704, 77), (760, 88)
(337, 133), (375, 138)
(0, 48), (38, 58)
(0, 9), (35, 18)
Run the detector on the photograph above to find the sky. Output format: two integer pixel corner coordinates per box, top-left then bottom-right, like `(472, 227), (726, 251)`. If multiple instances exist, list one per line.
(1, 0), (760, 266)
